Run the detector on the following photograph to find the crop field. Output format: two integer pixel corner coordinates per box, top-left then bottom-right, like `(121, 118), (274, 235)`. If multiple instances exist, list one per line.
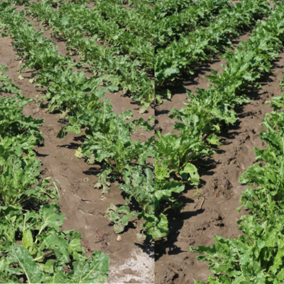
(1, 0), (284, 283)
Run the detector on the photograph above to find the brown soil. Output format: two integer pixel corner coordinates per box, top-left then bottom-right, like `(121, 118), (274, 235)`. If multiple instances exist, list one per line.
(154, 35), (284, 284)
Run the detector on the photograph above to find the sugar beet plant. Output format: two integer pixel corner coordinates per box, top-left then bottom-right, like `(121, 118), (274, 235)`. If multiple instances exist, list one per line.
(0, 63), (109, 283)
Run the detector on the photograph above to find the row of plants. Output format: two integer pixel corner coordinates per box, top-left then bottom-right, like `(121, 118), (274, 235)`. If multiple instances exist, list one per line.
(155, 0), (284, 201)
(41, 0), (284, 241)
(155, 0), (194, 16)
(0, 1), (165, 239)
(151, 0), (284, 242)
(92, 0), (155, 38)
(3, 0), (283, 244)
(5, 0), (284, 241)
(15, 0), (90, 5)
(106, 0), (154, 7)
(155, 0), (272, 89)
(155, 3), (284, 282)
(0, 64), (109, 283)
(155, 0), (231, 48)
(190, 55), (284, 284)
(25, 0), (155, 111)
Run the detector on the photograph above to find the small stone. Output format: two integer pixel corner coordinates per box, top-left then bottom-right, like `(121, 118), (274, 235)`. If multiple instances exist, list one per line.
(117, 235), (122, 242)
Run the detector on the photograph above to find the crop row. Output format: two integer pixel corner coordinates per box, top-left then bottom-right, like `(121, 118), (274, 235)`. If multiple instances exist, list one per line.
(109, 0), (154, 8)
(157, 0), (284, 194)
(2, 0), (282, 244)
(25, 0), (154, 111)
(0, 64), (109, 283)
(92, 0), (155, 37)
(155, 0), (284, 242)
(155, 0), (272, 89)
(3, 0), (284, 241)
(155, 0), (193, 16)
(155, 0), (231, 48)
(193, 100), (284, 283)
(0, 2), (168, 239)
(189, 1), (284, 282)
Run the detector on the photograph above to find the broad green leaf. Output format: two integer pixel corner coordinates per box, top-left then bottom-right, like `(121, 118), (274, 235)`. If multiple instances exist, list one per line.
(22, 229), (33, 249)
(10, 244), (44, 283)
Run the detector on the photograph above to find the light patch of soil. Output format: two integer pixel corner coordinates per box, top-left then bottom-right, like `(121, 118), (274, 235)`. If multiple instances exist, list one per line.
(107, 247), (154, 284)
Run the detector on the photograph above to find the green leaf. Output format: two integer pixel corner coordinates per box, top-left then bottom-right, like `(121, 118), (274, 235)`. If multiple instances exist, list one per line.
(72, 251), (109, 283)
(22, 229), (33, 249)
(180, 163), (199, 185)
(37, 204), (65, 235)
(10, 244), (44, 283)
(207, 134), (222, 146)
